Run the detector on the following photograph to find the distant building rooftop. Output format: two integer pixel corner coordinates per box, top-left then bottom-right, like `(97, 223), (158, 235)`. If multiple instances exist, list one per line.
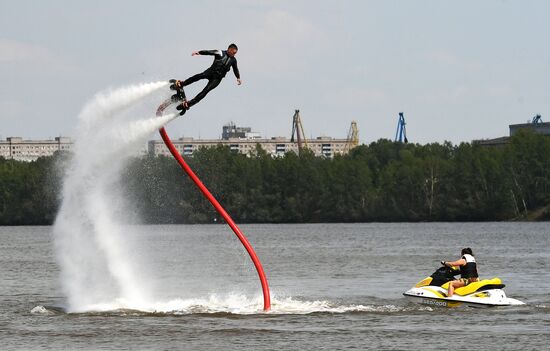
(509, 121), (550, 136)
(149, 124), (354, 158)
(222, 122), (261, 140)
(474, 115), (548, 147)
(0, 137), (72, 161)
(472, 136), (510, 147)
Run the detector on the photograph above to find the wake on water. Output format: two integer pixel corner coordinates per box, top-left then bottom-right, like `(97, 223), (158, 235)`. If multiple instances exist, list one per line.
(32, 294), (429, 315)
(49, 81), (397, 316)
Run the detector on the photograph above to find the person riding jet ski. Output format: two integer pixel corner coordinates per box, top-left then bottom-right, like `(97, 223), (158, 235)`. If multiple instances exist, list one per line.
(403, 248), (523, 307)
(441, 247), (479, 297)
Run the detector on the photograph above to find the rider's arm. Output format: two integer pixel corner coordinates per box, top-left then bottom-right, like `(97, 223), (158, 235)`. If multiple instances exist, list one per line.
(197, 50), (222, 57)
(445, 258), (466, 267)
(232, 59), (241, 80)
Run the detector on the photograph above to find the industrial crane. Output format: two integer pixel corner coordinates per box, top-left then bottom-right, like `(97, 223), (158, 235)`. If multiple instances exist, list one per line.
(290, 109), (309, 154)
(532, 114), (543, 124)
(345, 121), (359, 152)
(395, 112), (408, 143)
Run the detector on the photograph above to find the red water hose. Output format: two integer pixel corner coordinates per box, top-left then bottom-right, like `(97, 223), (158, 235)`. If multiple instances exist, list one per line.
(156, 99), (271, 311)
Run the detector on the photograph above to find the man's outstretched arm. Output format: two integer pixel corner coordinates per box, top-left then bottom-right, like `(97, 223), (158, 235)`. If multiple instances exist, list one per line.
(192, 50), (222, 57)
(232, 60), (241, 85)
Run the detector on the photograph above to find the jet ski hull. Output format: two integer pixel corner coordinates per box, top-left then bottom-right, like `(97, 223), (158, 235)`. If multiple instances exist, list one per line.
(403, 286), (524, 307)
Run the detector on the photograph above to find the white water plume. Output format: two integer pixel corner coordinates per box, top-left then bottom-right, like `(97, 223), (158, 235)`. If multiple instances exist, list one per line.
(54, 81), (177, 312)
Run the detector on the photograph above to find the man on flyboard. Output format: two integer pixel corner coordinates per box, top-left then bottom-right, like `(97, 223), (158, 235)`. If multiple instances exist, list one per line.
(170, 43), (241, 115)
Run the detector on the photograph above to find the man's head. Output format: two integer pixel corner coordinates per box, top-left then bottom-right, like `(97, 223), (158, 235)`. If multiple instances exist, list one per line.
(461, 247), (473, 256)
(227, 43), (238, 57)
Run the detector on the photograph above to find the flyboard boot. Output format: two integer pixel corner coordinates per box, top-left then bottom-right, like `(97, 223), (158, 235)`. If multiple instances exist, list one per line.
(169, 79), (189, 116)
(176, 100), (190, 115)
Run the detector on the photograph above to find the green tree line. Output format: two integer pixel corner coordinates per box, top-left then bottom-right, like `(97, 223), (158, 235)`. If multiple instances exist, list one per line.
(1, 130), (549, 225)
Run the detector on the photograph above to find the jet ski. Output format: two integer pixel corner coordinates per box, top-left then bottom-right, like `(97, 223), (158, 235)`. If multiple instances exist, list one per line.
(403, 265), (524, 307)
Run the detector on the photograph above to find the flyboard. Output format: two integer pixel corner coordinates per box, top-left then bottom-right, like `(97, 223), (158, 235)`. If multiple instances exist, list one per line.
(156, 80), (271, 311)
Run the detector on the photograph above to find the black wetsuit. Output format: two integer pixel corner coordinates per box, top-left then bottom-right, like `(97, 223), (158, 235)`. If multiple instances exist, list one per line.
(183, 50), (240, 107)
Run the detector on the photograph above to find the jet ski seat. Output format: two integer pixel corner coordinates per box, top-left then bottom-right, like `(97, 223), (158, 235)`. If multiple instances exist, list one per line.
(441, 278), (505, 296)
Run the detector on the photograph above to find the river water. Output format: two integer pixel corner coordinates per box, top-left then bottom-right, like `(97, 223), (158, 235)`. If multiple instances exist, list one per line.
(1, 223), (549, 350)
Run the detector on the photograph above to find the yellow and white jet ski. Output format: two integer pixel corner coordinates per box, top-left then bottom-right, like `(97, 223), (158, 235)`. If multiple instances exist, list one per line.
(403, 266), (524, 307)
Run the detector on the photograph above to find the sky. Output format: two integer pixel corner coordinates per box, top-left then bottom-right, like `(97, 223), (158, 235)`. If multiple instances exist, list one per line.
(1, 0), (549, 145)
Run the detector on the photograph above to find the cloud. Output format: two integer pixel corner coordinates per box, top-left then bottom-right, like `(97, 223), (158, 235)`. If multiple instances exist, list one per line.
(417, 85), (469, 103)
(418, 84), (517, 104)
(424, 50), (461, 66)
(235, 10), (328, 74)
(0, 38), (78, 72)
(485, 85), (514, 98)
(331, 87), (387, 105)
(0, 100), (25, 125)
(423, 50), (483, 70)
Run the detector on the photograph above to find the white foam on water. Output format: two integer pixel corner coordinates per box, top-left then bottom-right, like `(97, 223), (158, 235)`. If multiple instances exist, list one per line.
(30, 305), (54, 315)
(53, 81), (177, 313)
(57, 293), (423, 315)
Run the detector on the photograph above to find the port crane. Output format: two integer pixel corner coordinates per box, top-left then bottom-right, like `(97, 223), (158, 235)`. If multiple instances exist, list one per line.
(395, 112), (408, 143)
(345, 121), (359, 152)
(290, 109), (309, 154)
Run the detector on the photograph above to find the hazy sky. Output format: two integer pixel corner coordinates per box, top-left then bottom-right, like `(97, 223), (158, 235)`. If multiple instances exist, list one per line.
(1, 0), (549, 144)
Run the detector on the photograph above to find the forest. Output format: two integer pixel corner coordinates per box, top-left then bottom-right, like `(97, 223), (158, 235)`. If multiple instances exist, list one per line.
(1, 130), (549, 225)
